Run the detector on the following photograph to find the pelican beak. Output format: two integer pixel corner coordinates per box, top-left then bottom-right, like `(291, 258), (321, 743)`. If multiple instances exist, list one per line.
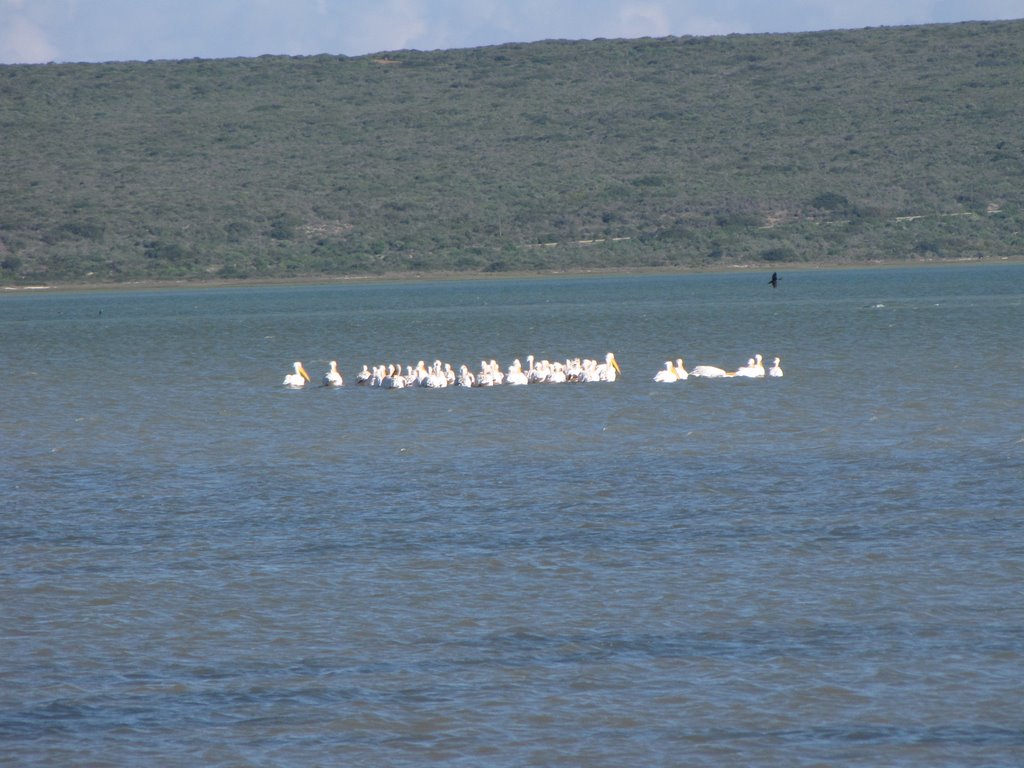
(612, 357), (621, 374)
(300, 365), (311, 382)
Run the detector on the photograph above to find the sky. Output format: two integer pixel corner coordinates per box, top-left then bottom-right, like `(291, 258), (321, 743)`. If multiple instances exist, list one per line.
(2, 0), (1022, 65)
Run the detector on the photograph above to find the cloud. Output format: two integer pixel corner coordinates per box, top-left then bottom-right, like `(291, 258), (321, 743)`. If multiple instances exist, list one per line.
(340, 0), (430, 55)
(1, 0), (1022, 65)
(0, 12), (59, 63)
(617, 4), (672, 38)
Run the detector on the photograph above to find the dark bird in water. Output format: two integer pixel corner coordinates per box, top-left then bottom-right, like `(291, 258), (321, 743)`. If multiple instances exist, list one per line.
(769, 272), (779, 288)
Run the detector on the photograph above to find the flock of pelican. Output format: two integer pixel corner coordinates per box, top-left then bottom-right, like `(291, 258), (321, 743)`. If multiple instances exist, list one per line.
(284, 352), (783, 389)
(282, 353), (622, 389)
(653, 353), (783, 382)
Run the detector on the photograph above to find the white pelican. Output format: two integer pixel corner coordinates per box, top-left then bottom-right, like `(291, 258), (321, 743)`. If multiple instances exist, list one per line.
(674, 358), (689, 380)
(564, 358), (583, 382)
(579, 358), (600, 383)
(476, 360), (498, 386)
(768, 357), (784, 377)
(411, 360), (429, 386)
(734, 354), (765, 378)
(596, 352), (621, 382)
(749, 353), (765, 377)
(355, 365), (371, 385)
(733, 358), (758, 378)
(421, 361), (448, 388)
(525, 354), (538, 382)
(431, 361), (449, 388)
(506, 359), (529, 386)
(283, 361), (311, 388)
(322, 360), (343, 387)
(456, 364), (476, 387)
(653, 360), (679, 383)
(382, 364), (405, 389)
(689, 364), (730, 378)
(485, 359), (505, 385)
(547, 362), (568, 384)
(526, 355), (550, 384)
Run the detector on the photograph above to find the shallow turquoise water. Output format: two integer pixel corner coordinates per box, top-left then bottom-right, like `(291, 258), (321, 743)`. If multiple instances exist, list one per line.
(2, 265), (1023, 766)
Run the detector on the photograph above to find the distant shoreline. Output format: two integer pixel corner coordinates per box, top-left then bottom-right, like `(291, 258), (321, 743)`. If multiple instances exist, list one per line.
(2, 256), (1020, 295)
(6, 24), (1023, 288)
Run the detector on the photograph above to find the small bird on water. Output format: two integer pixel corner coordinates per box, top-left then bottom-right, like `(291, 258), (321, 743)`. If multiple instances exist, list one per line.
(769, 271), (780, 288)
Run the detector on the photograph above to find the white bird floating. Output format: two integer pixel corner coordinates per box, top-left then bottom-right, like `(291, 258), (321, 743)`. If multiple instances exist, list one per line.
(322, 360), (344, 387)
(381, 364), (406, 389)
(580, 352), (621, 382)
(688, 364), (730, 378)
(654, 358), (690, 382)
(421, 361), (448, 388)
(654, 360), (679, 383)
(598, 352), (621, 381)
(506, 359), (529, 386)
(733, 354), (765, 378)
(686, 353), (783, 380)
(289, 351), (784, 391)
(283, 361), (311, 388)
(456, 365), (476, 387)
(289, 352), (838, 391)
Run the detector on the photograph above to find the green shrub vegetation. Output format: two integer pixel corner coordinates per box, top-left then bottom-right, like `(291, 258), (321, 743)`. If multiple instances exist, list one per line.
(1, 20), (1022, 284)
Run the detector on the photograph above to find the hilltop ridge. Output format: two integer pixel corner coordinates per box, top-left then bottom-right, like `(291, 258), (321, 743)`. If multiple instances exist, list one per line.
(1, 20), (1022, 284)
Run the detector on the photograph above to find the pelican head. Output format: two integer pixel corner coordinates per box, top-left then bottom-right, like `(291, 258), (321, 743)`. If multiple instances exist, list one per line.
(294, 361), (310, 381)
(607, 352), (621, 373)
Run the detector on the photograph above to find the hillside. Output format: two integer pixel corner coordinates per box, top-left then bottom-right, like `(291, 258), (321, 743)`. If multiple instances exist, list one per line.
(1, 20), (1022, 284)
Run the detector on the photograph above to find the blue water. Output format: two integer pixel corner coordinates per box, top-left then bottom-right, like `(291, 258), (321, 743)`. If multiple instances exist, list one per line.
(2, 265), (1023, 766)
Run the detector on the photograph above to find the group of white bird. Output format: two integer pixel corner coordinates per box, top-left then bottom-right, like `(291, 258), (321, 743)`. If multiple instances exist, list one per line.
(282, 352), (623, 389)
(284, 352), (783, 389)
(653, 353), (783, 382)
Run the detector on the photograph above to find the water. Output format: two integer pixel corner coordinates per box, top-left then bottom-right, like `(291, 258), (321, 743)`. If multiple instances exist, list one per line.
(2, 265), (1022, 766)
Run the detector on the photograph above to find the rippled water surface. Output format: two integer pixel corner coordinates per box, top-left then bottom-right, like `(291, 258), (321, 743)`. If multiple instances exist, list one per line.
(2, 265), (1023, 766)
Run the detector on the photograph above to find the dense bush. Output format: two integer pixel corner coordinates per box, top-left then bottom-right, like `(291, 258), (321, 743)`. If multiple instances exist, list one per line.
(0, 20), (1022, 283)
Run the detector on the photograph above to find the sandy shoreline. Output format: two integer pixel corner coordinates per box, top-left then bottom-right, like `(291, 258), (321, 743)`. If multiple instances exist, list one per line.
(2, 256), (1019, 294)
